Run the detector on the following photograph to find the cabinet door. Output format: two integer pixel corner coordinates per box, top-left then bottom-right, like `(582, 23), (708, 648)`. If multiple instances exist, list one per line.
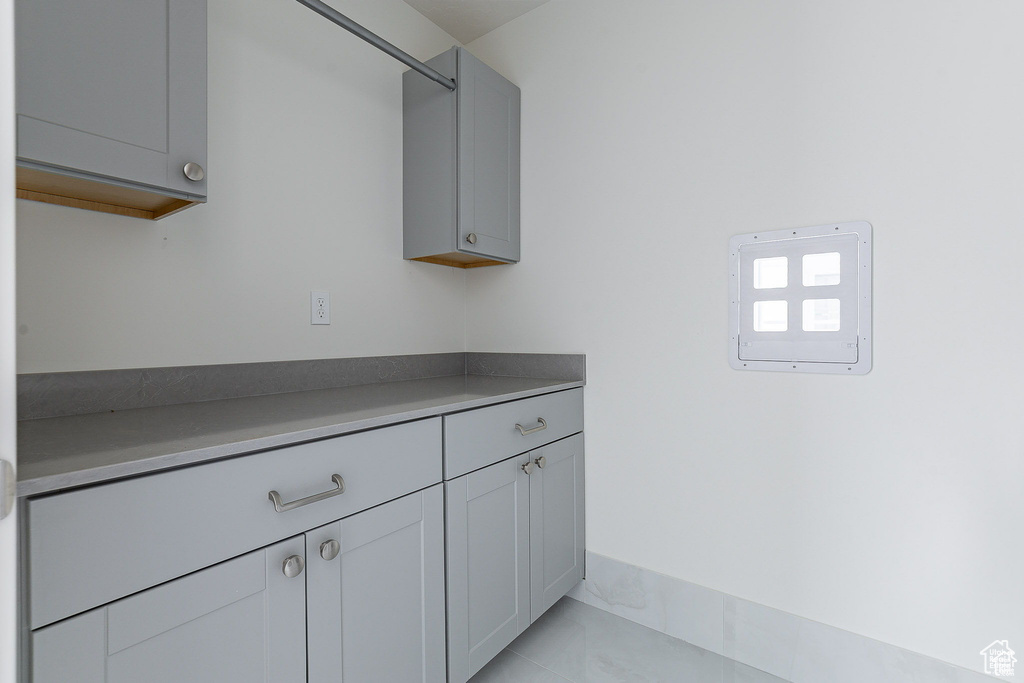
(306, 485), (446, 683)
(446, 455), (531, 683)
(457, 48), (520, 263)
(15, 0), (207, 197)
(31, 536), (306, 683)
(530, 433), (585, 621)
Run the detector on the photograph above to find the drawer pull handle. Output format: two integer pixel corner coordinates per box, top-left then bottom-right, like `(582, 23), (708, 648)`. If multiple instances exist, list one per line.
(268, 474), (346, 513)
(515, 418), (547, 436)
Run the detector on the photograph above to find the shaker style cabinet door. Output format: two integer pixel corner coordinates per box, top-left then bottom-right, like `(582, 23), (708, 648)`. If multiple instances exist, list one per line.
(31, 536), (306, 683)
(305, 485), (446, 683)
(404, 47), (520, 267)
(457, 48), (521, 263)
(15, 0), (207, 198)
(529, 434), (586, 621)
(446, 455), (531, 683)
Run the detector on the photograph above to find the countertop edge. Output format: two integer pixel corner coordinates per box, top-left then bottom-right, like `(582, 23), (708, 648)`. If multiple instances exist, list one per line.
(17, 379), (585, 498)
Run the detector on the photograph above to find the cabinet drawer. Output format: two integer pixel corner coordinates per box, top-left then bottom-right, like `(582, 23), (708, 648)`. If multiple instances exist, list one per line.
(444, 389), (583, 479)
(27, 418), (441, 630)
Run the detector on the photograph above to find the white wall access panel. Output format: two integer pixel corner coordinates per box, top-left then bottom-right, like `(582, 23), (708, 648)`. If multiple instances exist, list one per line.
(729, 221), (872, 374)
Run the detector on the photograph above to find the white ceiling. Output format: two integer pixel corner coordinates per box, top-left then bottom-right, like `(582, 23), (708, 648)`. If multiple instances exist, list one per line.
(403, 0), (551, 44)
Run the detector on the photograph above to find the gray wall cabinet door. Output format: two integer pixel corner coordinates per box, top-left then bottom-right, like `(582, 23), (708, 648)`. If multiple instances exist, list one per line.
(446, 455), (531, 683)
(529, 434), (586, 621)
(457, 48), (521, 263)
(31, 536), (306, 683)
(15, 0), (208, 197)
(403, 47), (520, 267)
(306, 484), (446, 683)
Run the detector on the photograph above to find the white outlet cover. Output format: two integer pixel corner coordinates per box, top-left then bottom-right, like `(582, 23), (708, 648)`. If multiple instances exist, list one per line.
(311, 291), (330, 325)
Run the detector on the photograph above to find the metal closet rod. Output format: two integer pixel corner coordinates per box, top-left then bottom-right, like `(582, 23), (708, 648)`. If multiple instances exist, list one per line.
(295, 0), (457, 91)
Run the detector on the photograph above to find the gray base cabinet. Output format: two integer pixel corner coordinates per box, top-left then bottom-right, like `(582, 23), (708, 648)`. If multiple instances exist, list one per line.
(31, 486), (447, 683)
(306, 484), (446, 683)
(446, 435), (585, 682)
(404, 47), (521, 268)
(23, 390), (584, 682)
(15, 0), (207, 219)
(32, 536), (306, 683)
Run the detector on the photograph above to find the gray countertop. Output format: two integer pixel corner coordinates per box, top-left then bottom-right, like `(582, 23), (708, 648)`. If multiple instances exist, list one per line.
(17, 375), (584, 497)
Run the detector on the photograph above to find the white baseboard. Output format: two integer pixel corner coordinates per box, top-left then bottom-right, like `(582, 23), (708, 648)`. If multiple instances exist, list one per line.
(569, 552), (997, 683)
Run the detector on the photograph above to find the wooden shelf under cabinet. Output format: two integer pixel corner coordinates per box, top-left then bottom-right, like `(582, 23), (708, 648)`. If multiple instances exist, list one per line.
(16, 166), (201, 221)
(410, 252), (508, 269)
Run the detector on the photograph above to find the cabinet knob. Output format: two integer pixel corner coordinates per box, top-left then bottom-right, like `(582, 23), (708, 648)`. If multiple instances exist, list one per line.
(282, 555), (305, 578)
(183, 162), (205, 182)
(534, 455), (547, 469)
(522, 460), (535, 475)
(320, 539), (341, 561)
(466, 233), (478, 245)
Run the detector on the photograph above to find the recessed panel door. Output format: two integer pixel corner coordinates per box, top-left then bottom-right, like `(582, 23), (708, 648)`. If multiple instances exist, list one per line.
(446, 455), (531, 682)
(306, 485), (446, 683)
(457, 48), (520, 262)
(31, 536), (306, 683)
(529, 434), (585, 620)
(15, 0), (207, 196)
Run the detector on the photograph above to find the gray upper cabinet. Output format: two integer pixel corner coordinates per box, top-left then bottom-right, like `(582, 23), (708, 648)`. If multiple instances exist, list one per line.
(15, 0), (207, 220)
(32, 536), (307, 683)
(306, 485), (446, 683)
(404, 47), (521, 268)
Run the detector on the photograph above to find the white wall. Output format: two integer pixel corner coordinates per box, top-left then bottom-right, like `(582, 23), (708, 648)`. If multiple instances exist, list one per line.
(466, 0), (1024, 672)
(16, 0), (464, 373)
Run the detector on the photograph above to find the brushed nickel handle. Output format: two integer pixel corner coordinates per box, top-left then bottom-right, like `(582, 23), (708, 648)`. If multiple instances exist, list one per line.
(282, 555), (305, 578)
(183, 162), (205, 181)
(534, 455), (547, 469)
(466, 233), (478, 244)
(515, 418), (547, 436)
(268, 474), (345, 513)
(522, 461), (536, 475)
(320, 539), (341, 561)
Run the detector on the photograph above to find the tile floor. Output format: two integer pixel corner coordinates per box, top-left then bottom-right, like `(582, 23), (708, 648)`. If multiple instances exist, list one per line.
(470, 597), (790, 682)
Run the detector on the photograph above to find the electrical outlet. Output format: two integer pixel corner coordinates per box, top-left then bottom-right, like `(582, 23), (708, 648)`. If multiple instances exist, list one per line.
(311, 291), (330, 325)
